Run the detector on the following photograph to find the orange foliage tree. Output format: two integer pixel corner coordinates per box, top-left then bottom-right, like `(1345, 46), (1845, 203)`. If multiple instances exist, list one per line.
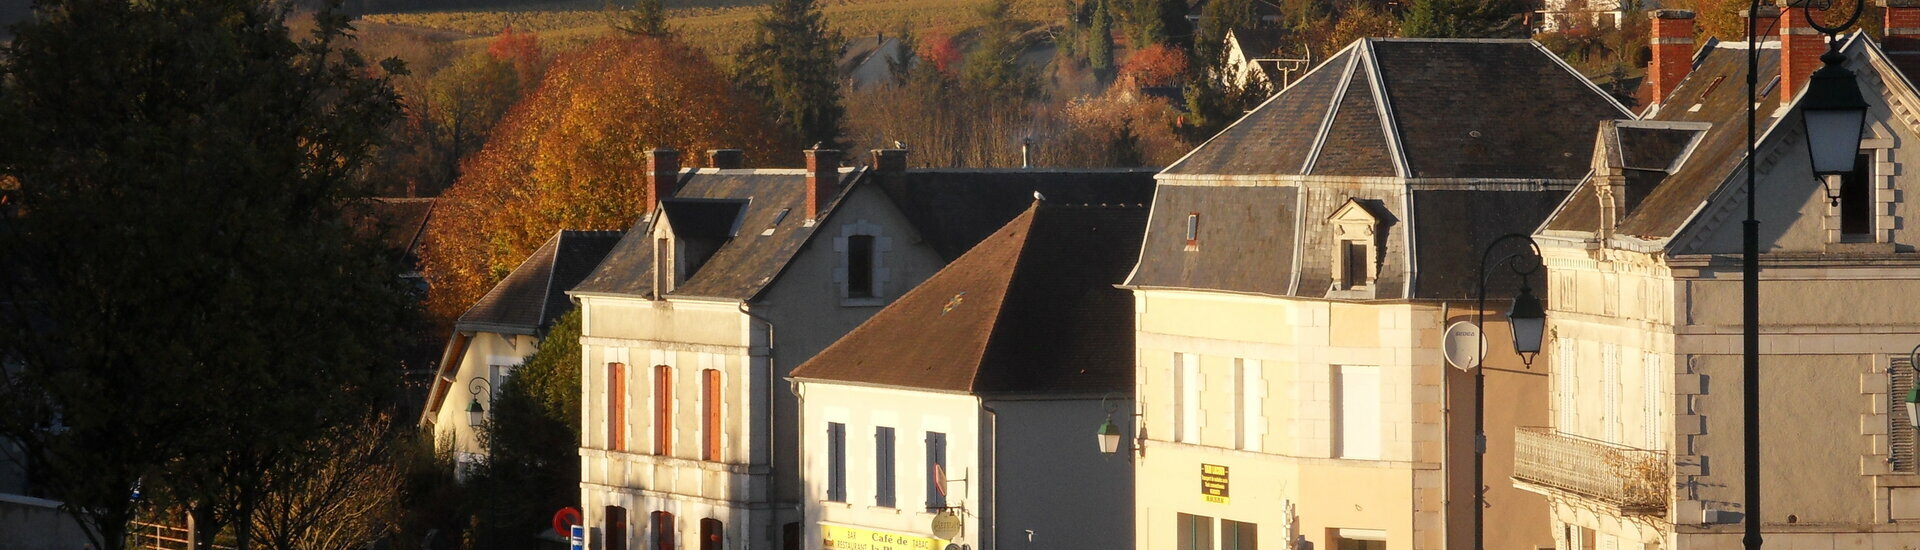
(1118, 43), (1187, 87)
(420, 36), (790, 320)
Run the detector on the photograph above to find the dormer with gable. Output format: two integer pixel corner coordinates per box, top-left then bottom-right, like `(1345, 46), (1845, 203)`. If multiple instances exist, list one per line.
(1327, 198), (1390, 296)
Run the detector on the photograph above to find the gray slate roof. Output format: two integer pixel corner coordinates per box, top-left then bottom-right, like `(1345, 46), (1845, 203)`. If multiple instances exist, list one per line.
(1133, 38), (1632, 300)
(456, 230), (622, 334)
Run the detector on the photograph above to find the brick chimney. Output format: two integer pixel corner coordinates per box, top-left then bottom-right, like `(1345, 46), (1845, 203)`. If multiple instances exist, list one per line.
(870, 148), (908, 176)
(1649, 10), (1697, 106)
(1881, 0), (1920, 52)
(1779, 0), (1830, 99)
(804, 145), (842, 222)
(706, 149), (744, 169)
(646, 148), (680, 211)
(1743, 5), (1780, 42)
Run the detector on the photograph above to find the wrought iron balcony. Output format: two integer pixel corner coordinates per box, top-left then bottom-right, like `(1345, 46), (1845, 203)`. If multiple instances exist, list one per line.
(1512, 426), (1670, 515)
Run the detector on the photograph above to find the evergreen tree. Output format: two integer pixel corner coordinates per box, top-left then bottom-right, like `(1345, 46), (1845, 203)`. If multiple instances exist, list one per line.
(470, 310), (582, 549)
(0, 1), (409, 548)
(1121, 0), (1189, 47)
(736, 0), (847, 150)
(1195, 0), (1257, 69)
(1089, 0), (1115, 71)
(1400, 0), (1529, 38)
(962, 0), (1037, 99)
(608, 0), (669, 37)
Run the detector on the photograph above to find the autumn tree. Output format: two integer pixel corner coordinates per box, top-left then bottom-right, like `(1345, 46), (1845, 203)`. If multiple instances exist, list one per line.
(420, 36), (788, 320)
(0, 1), (408, 549)
(736, 0), (845, 149)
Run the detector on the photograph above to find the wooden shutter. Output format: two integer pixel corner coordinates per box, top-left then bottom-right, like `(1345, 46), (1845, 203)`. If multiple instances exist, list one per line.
(875, 427), (895, 507)
(652, 511), (675, 550)
(1893, 357), (1916, 473)
(654, 365), (673, 456)
(699, 518), (722, 550)
(826, 422), (846, 501)
(925, 432), (947, 510)
(703, 370), (721, 461)
(608, 363), (626, 452)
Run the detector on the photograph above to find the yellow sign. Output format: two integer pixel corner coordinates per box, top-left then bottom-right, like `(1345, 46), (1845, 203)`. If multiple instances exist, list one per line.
(1201, 463), (1230, 504)
(821, 523), (949, 550)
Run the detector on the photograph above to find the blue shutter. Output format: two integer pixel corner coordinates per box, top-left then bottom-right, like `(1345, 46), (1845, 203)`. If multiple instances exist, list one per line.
(925, 432), (947, 510)
(875, 427), (896, 507)
(827, 422), (846, 502)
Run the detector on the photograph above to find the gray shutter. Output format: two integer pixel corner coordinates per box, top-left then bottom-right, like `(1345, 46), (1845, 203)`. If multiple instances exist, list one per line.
(827, 423), (846, 501)
(1892, 358), (1916, 474)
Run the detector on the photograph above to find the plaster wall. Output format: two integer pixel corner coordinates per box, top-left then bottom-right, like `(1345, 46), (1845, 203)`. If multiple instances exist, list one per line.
(431, 330), (538, 465)
(798, 382), (982, 548)
(991, 398), (1136, 550)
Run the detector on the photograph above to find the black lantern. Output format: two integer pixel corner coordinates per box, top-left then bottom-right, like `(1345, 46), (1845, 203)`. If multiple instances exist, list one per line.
(1506, 284), (1546, 367)
(467, 399), (485, 428)
(1802, 43), (1869, 176)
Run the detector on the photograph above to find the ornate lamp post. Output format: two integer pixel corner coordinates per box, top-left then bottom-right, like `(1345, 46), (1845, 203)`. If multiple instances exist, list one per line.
(466, 376), (492, 429)
(1473, 233), (1546, 550)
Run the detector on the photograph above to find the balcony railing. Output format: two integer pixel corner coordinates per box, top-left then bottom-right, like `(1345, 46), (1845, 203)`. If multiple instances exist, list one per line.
(1512, 426), (1670, 514)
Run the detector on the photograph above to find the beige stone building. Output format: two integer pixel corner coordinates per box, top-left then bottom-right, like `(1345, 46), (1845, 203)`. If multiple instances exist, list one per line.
(569, 147), (1154, 550)
(1123, 38), (1629, 550)
(1524, 6), (1920, 550)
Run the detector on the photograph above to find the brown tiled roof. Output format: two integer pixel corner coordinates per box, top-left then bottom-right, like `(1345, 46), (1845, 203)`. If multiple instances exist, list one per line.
(456, 230), (622, 334)
(571, 169), (857, 300)
(790, 203), (1144, 395)
(1543, 39), (1784, 238)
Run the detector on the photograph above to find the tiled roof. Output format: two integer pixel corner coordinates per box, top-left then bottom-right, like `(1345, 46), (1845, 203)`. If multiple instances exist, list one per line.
(571, 169), (856, 300)
(790, 203), (1144, 395)
(1542, 39), (1785, 238)
(1166, 38), (1628, 179)
(456, 230), (622, 334)
(873, 168), (1156, 259)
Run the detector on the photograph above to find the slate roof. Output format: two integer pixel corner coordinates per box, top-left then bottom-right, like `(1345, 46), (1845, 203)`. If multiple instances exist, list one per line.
(1132, 38), (1630, 300)
(1542, 39), (1786, 239)
(572, 169), (857, 300)
(790, 203), (1145, 395)
(456, 230), (622, 334)
(873, 168), (1157, 259)
(1166, 39), (1629, 179)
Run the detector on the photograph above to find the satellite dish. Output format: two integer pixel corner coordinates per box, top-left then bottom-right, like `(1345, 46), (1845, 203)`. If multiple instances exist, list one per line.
(932, 510), (963, 540)
(1443, 321), (1486, 371)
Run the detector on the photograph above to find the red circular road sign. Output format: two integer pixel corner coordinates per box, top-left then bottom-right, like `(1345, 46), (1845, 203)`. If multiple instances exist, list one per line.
(553, 507), (583, 537)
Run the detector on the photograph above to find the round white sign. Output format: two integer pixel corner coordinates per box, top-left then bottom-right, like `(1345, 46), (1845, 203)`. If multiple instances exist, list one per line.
(931, 510), (963, 540)
(1443, 321), (1486, 371)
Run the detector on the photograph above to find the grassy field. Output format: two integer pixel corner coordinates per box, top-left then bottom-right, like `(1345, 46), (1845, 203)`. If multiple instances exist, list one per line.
(364, 0), (1056, 61)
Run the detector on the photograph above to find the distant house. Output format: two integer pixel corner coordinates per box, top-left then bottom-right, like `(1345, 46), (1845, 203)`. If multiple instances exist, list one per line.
(1126, 37), (1629, 550)
(839, 35), (910, 90)
(419, 229), (620, 472)
(1220, 28), (1310, 91)
(571, 147), (1154, 550)
(790, 201), (1145, 550)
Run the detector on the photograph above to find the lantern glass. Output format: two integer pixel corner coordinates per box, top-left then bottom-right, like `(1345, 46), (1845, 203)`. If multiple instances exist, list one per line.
(1506, 286), (1547, 359)
(467, 399), (485, 428)
(1802, 47), (1869, 176)
(1097, 419), (1122, 454)
(1906, 386), (1920, 429)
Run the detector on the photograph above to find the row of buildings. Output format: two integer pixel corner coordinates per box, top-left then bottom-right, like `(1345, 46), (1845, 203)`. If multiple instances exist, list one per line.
(421, 3), (1920, 549)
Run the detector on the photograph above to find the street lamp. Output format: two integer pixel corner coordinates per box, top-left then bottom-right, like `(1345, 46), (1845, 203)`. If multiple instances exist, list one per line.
(467, 376), (492, 429)
(1096, 393), (1124, 456)
(1741, 2), (1868, 550)
(1472, 232), (1545, 550)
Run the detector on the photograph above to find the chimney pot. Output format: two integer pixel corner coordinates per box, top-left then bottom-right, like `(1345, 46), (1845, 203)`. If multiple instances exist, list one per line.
(804, 147), (842, 222)
(1880, 0), (1920, 52)
(1648, 10), (1697, 105)
(870, 148), (909, 176)
(646, 148), (681, 211)
(1778, 0), (1831, 99)
(707, 149), (745, 169)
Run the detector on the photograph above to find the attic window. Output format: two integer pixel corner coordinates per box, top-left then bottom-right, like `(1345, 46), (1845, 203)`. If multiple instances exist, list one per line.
(1760, 75), (1780, 99)
(1328, 198), (1383, 293)
(1840, 152), (1873, 238)
(771, 208), (791, 226)
(1185, 213), (1199, 250)
(1699, 76), (1725, 102)
(847, 235), (875, 298)
(1341, 241), (1368, 289)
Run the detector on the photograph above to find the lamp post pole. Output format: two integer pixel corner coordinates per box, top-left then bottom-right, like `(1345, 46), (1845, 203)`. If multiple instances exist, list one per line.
(1473, 233), (1545, 550)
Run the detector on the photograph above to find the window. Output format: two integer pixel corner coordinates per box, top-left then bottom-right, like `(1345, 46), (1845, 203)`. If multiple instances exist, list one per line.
(1556, 339), (1576, 433)
(1333, 365), (1382, 460)
(847, 235), (875, 298)
(826, 422), (847, 502)
(1175, 353), (1200, 443)
(651, 511), (676, 550)
(1235, 359), (1264, 452)
(699, 518), (723, 550)
(608, 363), (626, 452)
(655, 238), (675, 293)
(1341, 240), (1368, 289)
(604, 506), (629, 550)
(874, 426), (896, 507)
(1185, 213), (1200, 249)
(925, 432), (948, 510)
(1176, 513), (1214, 550)
(654, 365), (674, 455)
(1841, 152), (1873, 237)
(702, 369), (721, 461)
(1643, 352), (1662, 450)
(1332, 530), (1387, 550)
(1220, 519), (1257, 550)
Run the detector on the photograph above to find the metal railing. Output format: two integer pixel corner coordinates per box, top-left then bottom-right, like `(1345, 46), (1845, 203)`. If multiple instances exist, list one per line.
(1513, 426), (1670, 514)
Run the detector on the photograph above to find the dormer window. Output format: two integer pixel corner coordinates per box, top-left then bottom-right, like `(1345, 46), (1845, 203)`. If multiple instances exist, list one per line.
(1328, 199), (1387, 293)
(1185, 213), (1199, 251)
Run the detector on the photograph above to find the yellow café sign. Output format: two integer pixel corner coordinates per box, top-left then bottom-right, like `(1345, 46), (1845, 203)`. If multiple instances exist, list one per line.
(821, 523), (949, 550)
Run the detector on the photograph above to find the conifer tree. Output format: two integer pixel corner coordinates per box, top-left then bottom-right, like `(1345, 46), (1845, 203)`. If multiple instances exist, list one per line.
(736, 0), (846, 150)
(1089, 0), (1114, 70)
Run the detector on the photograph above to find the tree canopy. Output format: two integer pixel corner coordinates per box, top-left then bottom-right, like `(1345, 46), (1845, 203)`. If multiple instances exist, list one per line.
(0, 1), (409, 548)
(420, 35), (788, 321)
(736, 0), (845, 150)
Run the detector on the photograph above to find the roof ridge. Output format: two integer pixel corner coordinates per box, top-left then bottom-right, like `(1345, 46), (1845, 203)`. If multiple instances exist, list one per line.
(962, 206), (1040, 393)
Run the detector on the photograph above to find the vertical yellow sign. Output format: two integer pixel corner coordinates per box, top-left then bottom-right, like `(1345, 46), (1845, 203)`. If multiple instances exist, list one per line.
(1201, 463), (1230, 504)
